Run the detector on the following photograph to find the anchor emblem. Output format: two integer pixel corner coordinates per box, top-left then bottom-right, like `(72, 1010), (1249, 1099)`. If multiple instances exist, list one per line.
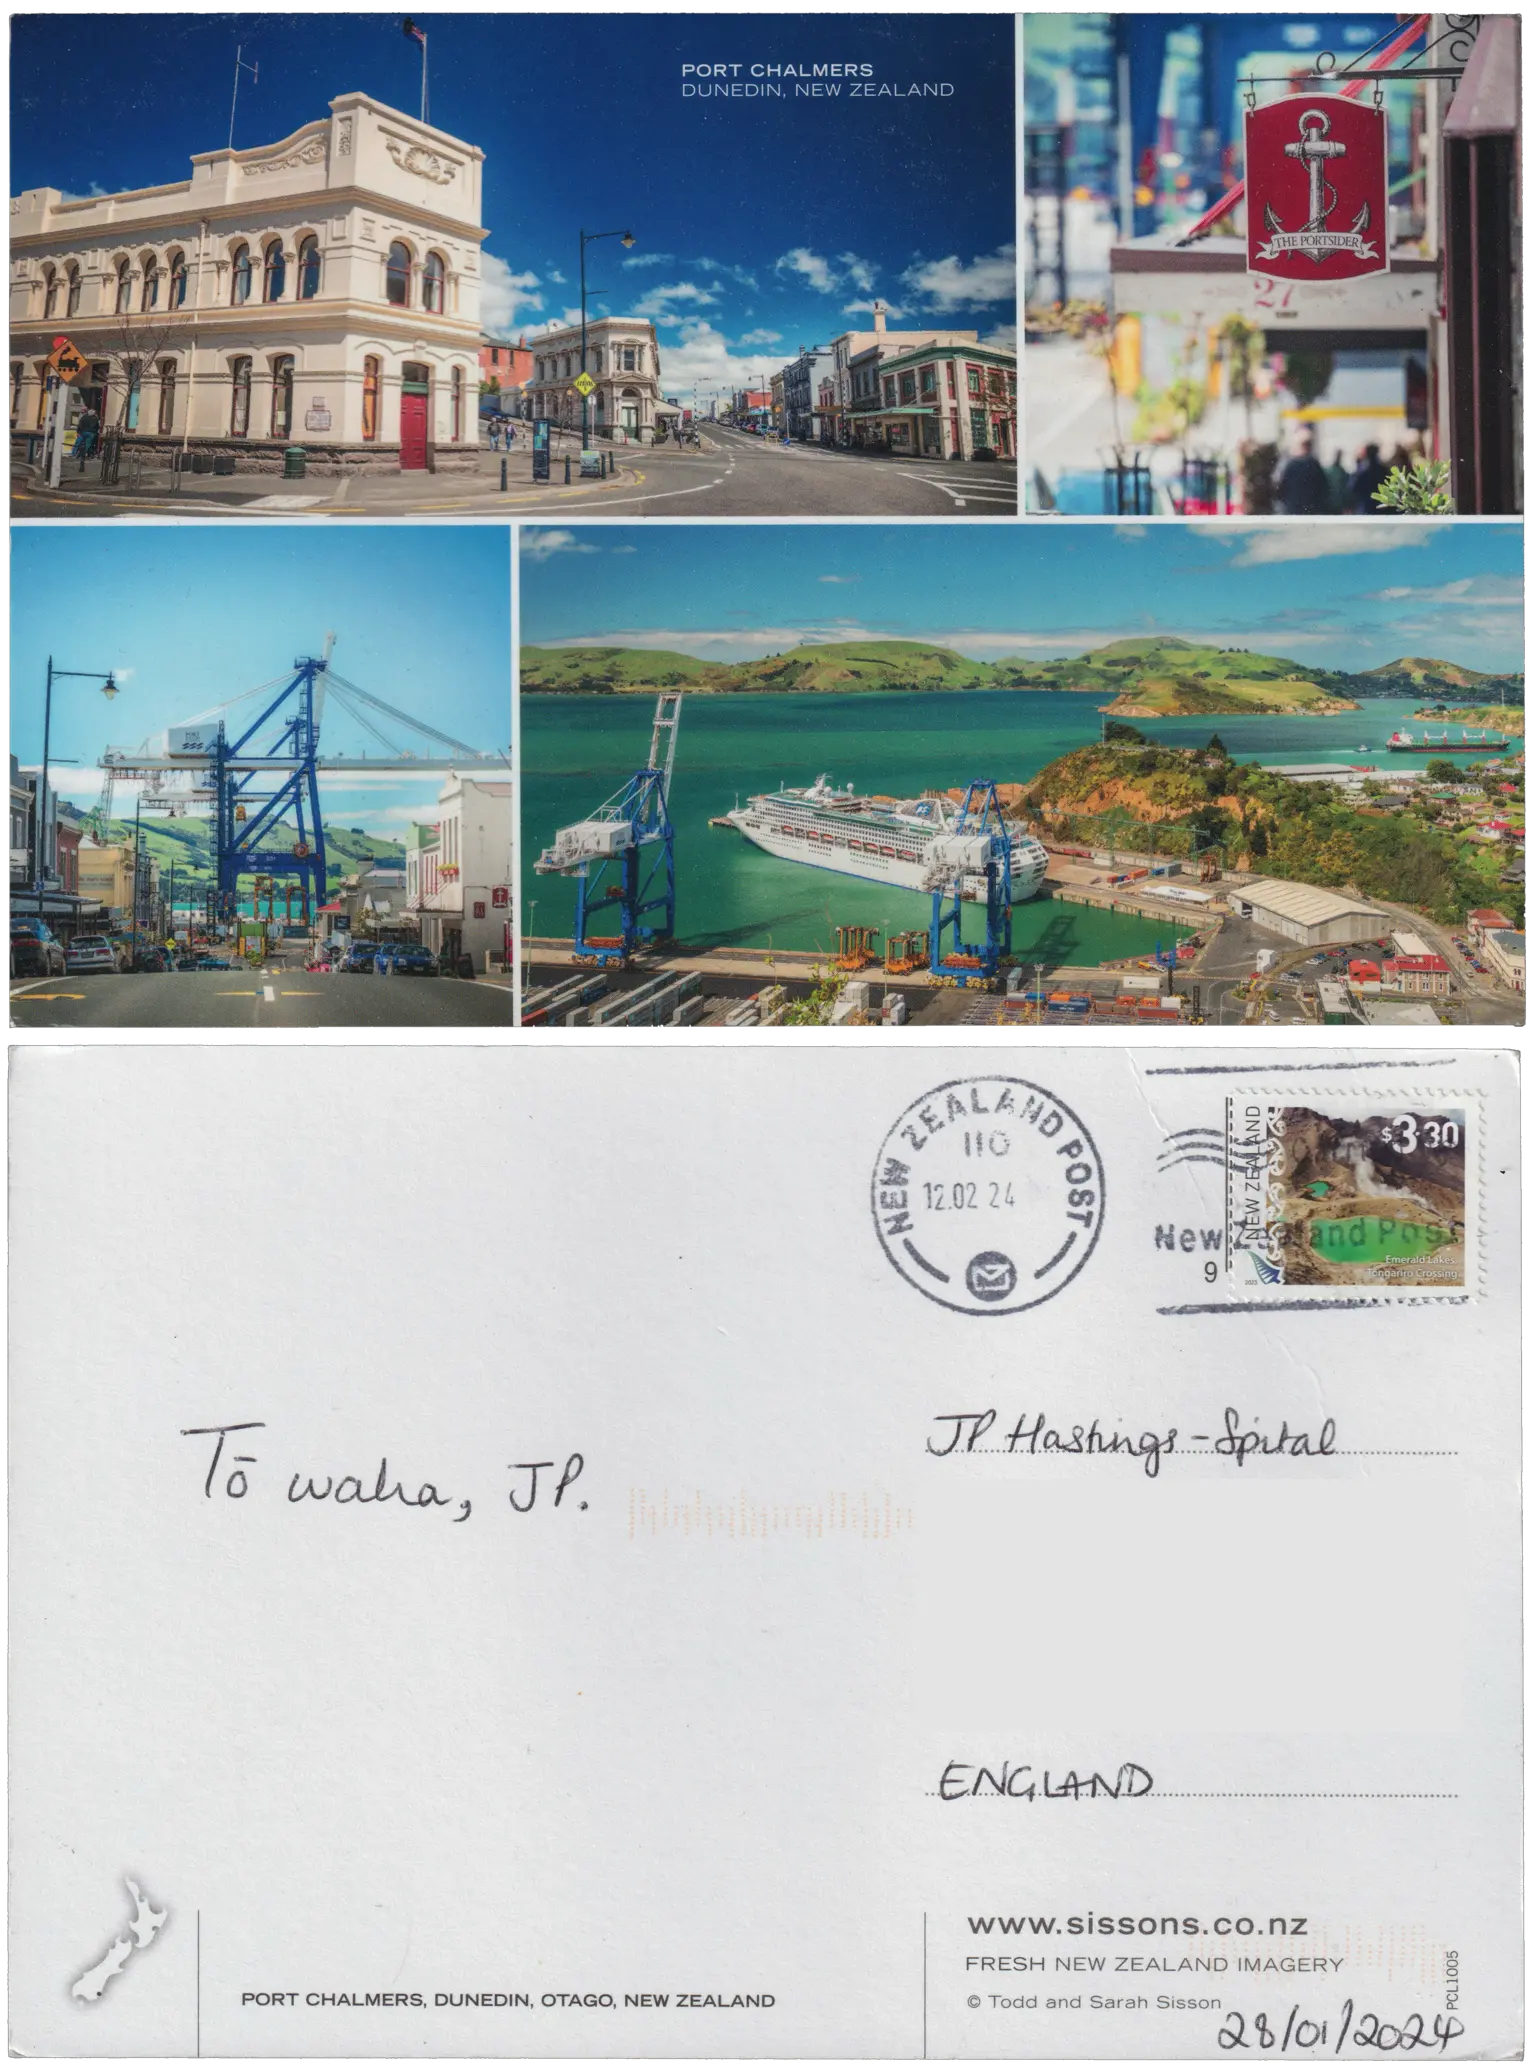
(1256, 107), (1378, 266)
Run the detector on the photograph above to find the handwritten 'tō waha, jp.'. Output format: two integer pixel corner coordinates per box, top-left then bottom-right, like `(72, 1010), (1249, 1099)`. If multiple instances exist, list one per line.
(71, 1880), (168, 2003)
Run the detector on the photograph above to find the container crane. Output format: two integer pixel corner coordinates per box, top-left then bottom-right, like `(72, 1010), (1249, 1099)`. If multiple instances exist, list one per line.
(97, 638), (506, 924)
(921, 779), (1012, 986)
(534, 693), (682, 964)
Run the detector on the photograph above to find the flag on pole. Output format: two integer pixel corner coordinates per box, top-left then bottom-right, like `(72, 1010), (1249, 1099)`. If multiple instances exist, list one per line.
(403, 17), (425, 44)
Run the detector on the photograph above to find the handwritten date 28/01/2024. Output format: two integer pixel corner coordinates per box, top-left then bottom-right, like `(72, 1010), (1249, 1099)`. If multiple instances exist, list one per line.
(1218, 2003), (1465, 2054)
(181, 1422), (586, 1523)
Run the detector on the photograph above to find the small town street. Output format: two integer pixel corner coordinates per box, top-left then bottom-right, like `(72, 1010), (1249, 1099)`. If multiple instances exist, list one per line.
(10, 940), (512, 1028)
(13, 424), (1016, 521)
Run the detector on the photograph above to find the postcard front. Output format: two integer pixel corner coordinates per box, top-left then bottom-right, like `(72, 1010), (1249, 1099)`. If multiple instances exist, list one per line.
(8, 1046), (1520, 2058)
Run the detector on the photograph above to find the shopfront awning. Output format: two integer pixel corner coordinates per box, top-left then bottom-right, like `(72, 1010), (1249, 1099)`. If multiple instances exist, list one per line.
(1443, 16), (1518, 138)
(1107, 243), (1437, 336)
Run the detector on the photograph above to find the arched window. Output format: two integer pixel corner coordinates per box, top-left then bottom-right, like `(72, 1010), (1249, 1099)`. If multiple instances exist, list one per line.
(361, 355), (381, 442)
(263, 241), (286, 303)
(65, 264), (81, 316)
(385, 242), (411, 307)
(297, 235), (321, 301)
(451, 364), (463, 441)
(157, 359), (176, 435)
(114, 259), (132, 314)
(41, 267), (58, 319)
(270, 354), (295, 438)
(423, 251), (446, 315)
(140, 255), (160, 311)
(231, 244), (252, 306)
(230, 356), (252, 437)
(169, 252), (188, 308)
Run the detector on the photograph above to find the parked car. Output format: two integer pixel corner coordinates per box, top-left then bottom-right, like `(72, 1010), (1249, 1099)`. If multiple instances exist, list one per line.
(131, 945), (169, 973)
(194, 955), (232, 970)
(342, 941), (379, 972)
(10, 919), (66, 978)
(375, 944), (437, 976)
(64, 935), (120, 975)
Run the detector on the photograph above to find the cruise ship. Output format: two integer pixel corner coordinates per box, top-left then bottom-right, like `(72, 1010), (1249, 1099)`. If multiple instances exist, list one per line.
(725, 776), (1049, 903)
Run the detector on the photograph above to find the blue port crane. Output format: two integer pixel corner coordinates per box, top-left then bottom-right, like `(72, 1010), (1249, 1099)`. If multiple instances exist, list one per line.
(923, 779), (1013, 986)
(534, 693), (682, 964)
(96, 637), (506, 923)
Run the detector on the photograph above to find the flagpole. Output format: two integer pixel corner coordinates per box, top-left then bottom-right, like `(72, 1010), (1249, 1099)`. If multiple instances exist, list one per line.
(420, 31), (428, 125)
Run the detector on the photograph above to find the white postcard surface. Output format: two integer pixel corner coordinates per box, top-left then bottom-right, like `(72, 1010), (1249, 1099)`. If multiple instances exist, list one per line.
(9, 1045), (1520, 2060)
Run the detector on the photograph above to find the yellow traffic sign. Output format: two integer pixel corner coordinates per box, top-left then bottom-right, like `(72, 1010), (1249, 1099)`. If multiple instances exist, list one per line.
(572, 371), (597, 398)
(48, 336), (86, 382)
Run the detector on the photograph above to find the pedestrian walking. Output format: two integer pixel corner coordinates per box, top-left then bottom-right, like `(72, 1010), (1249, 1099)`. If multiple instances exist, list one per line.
(73, 406), (100, 468)
(1273, 429), (1332, 515)
(1324, 449), (1349, 513)
(1345, 443), (1391, 513)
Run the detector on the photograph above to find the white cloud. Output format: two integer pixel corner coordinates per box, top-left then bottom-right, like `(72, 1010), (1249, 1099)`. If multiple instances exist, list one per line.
(651, 319), (790, 402)
(838, 252), (876, 293)
(842, 297), (906, 319)
(521, 530), (600, 563)
(902, 244), (1016, 312)
(481, 252), (544, 331)
(1366, 574), (1522, 607)
(546, 269), (567, 285)
(981, 322), (1017, 351)
(696, 258), (759, 290)
(818, 575), (860, 585)
(622, 252), (674, 270)
(736, 328), (784, 347)
(775, 247), (837, 293)
(630, 280), (720, 323)
(1195, 522), (1440, 566)
(611, 545), (638, 555)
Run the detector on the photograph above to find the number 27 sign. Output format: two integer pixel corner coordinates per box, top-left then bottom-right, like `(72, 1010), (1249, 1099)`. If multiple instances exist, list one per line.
(1245, 94), (1389, 281)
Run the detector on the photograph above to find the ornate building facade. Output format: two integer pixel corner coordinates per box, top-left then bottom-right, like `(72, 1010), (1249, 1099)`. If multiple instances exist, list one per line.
(525, 318), (669, 440)
(9, 94), (486, 473)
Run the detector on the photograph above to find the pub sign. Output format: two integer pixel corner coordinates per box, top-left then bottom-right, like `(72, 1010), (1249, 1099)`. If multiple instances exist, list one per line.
(1245, 94), (1389, 281)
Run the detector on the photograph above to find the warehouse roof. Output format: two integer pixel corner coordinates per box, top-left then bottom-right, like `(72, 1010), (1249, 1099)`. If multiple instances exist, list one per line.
(1237, 879), (1384, 924)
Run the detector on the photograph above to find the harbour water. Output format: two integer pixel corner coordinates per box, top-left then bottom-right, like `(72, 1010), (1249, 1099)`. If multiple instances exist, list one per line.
(520, 691), (1517, 958)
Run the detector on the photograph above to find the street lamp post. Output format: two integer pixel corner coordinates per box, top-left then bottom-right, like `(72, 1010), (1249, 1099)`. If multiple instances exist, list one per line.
(34, 656), (119, 901)
(132, 789), (143, 960)
(578, 227), (635, 450)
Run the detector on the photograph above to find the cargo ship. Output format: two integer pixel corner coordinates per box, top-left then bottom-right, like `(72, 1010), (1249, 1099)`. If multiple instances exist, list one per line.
(725, 775), (1049, 903)
(1386, 729), (1510, 753)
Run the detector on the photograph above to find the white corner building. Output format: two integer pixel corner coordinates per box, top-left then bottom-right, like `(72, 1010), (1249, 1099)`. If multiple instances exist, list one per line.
(10, 93), (486, 474)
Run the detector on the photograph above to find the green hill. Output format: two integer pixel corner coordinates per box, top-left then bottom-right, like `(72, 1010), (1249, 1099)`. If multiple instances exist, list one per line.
(516, 634), (1525, 716)
(519, 635), (1279, 706)
(719, 640), (991, 692)
(1363, 656), (1511, 694)
(1409, 705), (1525, 736)
(71, 812), (404, 892)
(1023, 742), (1523, 928)
(518, 646), (712, 692)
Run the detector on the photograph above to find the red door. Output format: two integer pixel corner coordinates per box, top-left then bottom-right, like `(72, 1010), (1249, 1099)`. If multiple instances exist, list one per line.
(400, 391), (428, 470)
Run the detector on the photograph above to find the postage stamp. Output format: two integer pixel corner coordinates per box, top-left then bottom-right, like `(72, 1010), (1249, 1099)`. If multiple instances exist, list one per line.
(1157, 1084), (1478, 1306)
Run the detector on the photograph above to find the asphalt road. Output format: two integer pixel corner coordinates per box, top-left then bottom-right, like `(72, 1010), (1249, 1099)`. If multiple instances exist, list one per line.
(10, 970), (513, 1028)
(597, 426), (1018, 517)
(14, 427), (1016, 520)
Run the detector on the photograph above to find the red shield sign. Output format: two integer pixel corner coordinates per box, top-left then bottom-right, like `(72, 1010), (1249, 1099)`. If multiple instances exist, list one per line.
(1245, 94), (1388, 280)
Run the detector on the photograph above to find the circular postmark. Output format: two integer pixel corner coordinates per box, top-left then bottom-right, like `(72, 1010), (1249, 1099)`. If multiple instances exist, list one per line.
(870, 1076), (1105, 1316)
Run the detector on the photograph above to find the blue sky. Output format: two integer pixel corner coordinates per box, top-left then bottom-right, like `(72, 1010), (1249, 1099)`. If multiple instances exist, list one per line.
(13, 527), (511, 834)
(11, 13), (1017, 404)
(520, 521), (1525, 672)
